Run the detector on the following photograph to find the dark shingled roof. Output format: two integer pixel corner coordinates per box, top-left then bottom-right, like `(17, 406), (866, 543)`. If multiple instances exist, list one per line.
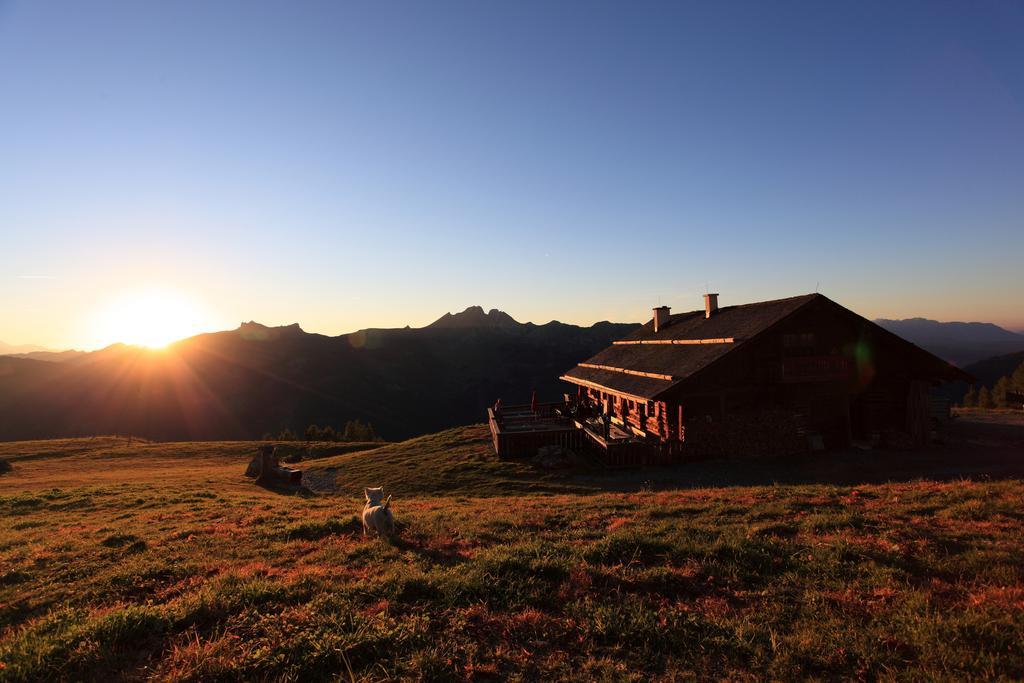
(562, 294), (817, 399)
(562, 293), (972, 399)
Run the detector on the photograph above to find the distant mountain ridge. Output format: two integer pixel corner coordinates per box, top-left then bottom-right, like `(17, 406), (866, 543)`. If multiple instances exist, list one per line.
(4, 349), (86, 363)
(0, 307), (639, 442)
(1, 340), (84, 362)
(874, 318), (1024, 367)
(428, 306), (521, 329)
(0, 340), (50, 355)
(874, 318), (1023, 343)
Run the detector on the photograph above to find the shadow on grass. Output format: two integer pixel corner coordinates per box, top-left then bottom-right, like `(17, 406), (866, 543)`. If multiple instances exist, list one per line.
(571, 417), (1024, 493)
(284, 516), (363, 541)
(384, 533), (469, 566)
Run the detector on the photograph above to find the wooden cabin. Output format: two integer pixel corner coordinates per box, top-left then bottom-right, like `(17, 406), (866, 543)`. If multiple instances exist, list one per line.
(560, 293), (972, 465)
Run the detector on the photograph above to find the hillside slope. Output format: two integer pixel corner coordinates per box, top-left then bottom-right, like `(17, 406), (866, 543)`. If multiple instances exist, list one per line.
(1, 421), (1022, 680)
(963, 351), (1024, 388)
(931, 350), (1024, 403)
(302, 424), (599, 497)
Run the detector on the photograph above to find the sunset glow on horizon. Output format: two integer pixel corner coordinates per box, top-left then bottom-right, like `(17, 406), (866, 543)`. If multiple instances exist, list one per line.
(90, 288), (222, 350)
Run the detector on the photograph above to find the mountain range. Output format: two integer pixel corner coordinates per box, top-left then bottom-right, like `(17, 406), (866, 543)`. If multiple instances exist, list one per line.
(0, 307), (637, 442)
(0, 340), (50, 355)
(874, 318), (1024, 367)
(3, 310), (1022, 442)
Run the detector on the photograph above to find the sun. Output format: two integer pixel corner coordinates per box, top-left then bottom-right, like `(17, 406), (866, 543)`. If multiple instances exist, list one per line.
(94, 288), (215, 349)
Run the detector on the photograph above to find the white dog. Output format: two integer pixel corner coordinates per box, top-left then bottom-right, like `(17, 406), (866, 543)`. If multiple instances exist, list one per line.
(362, 487), (395, 537)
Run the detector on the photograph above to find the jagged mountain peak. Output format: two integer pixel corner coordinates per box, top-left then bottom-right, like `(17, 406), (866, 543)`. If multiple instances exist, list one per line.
(236, 321), (305, 341)
(427, 306), (521, 329)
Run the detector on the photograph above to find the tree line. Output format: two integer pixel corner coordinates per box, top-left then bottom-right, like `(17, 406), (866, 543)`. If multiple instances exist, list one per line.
(263, 419), (381, 442)
(960, 359), (1024, 409)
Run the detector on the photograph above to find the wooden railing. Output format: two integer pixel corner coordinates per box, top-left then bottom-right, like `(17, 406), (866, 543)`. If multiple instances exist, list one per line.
(492, 401), (568, 423)
(488, 403), (580, 459)
(577, 421), (656, 468)
(488, 401), (664, 467)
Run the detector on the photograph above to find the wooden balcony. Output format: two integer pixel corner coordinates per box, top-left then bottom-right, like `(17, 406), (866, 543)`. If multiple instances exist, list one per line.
(488, 402), (581, 459)
(488, 401), (663, 467)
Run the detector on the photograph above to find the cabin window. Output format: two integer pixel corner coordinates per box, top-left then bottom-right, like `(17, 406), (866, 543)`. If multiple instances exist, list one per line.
(648, 401), (656, 415)
(782, 332), (815, 352)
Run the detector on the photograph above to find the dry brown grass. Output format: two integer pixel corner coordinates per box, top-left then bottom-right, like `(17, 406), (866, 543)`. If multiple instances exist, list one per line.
(1, 424), (1023, 680)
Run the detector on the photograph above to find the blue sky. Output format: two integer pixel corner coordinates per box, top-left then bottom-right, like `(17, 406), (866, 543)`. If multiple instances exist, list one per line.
(1, 1), (1022, 349)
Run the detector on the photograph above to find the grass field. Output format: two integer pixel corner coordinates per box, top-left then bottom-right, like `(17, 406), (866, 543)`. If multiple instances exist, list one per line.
(1, 416), (1023, 680)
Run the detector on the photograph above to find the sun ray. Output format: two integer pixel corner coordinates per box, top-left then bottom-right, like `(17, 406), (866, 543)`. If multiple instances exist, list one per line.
(93, 288), (217, 349)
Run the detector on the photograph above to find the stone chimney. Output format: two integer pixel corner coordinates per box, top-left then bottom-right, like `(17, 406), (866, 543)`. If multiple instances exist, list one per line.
(704, 293), (719, 319)
(652, 306), (671, 333)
